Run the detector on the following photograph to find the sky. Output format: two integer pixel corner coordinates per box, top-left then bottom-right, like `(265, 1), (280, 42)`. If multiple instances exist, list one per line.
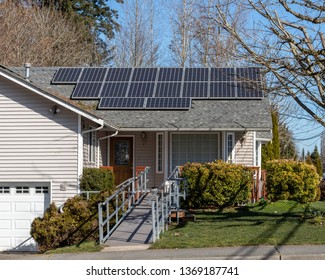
(109, 0), (324, 155)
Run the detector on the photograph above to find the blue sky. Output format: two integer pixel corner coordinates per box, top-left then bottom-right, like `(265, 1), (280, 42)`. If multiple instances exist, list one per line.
(110, 0), (324, 154)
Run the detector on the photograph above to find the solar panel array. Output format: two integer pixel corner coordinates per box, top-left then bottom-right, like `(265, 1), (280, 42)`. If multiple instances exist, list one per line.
(51, 67), (263, 110)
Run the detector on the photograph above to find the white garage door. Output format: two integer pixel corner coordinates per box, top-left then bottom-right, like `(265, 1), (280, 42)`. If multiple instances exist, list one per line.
(0, 182), (50, 252)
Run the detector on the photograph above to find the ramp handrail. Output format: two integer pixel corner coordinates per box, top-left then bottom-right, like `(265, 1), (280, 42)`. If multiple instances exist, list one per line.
(151, 166), (187, 242)
(98, 167), (150, 244)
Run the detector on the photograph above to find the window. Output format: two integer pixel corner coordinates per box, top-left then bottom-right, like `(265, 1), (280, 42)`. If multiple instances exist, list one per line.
(171, 133), (220, 169)
(156, 133), (164, 173)
(16, 186), (29, 194)
(226, 133), (235, 163)
(0, 186), (10, 194)
(36, 186), (49, 194)
(88, 128), (97, 162)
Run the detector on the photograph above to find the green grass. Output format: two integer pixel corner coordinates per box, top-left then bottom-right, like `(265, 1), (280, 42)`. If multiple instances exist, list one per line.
(45, 241), (103, 254)
(151, 200), (325, 249)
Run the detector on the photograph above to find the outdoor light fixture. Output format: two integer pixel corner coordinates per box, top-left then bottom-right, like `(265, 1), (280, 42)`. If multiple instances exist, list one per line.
(141, 131), (146, 141)
(240, 132), (246, 146)
(50, 104), (61, 114)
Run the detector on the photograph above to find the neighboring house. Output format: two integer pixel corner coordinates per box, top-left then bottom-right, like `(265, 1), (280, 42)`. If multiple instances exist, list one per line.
(0, 65), (272, 251)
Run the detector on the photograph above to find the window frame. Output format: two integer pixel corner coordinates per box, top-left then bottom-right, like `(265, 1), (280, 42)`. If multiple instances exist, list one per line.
(87, 126), (97, 163)
(225, 132), (235, 163)
(156, 132), (164, 173)
(170, 132), (220, 171)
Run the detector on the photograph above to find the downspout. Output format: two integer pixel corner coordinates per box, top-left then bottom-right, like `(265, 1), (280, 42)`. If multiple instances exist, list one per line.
(81, 121), (104, 135)
(97, 130), (119, 167)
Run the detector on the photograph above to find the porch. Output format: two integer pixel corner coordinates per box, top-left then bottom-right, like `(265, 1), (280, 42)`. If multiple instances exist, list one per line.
(95, 165), (266, 249)
(91, 130), (265, 188)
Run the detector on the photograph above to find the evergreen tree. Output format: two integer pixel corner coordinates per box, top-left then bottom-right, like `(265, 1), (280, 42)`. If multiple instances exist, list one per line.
(301, 148), (305, 162)
(19, 0), (123, 65)
(262, 109), (280, 168)
(271, 110), (280, 159)
(305, 152), (313, 165)
(279, 122), (297, 159)
(311, 146), (323, 177)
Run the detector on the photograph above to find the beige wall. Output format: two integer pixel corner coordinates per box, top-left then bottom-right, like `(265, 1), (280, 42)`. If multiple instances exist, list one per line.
(0, 77), (79, 206)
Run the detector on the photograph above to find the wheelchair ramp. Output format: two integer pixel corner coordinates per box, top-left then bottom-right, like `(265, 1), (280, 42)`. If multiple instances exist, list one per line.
(103, 192), (153, 250)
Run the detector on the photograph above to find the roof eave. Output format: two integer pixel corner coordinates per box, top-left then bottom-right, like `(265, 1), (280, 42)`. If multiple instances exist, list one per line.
(0, 69), (105, 127)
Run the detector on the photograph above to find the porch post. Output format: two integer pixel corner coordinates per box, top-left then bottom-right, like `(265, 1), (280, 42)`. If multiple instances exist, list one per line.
(164, 131), (169, 179)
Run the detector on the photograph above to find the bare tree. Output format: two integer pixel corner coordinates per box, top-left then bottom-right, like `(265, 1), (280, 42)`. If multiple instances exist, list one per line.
(169, 0), (197, 67)
(192, 0), (247, 67)
(112, 0), (159, 67)
(0, 0), (97, 66)
(213, 0), (325, 127)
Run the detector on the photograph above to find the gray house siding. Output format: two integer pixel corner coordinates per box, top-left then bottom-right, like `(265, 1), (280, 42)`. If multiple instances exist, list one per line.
(0, 77), (79, 206)
(235, 131), (255, 166)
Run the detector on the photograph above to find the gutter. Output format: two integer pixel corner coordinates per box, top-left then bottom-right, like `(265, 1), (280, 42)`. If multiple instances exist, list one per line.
(81, 121), (105, 135)
(117, 127), (272, 132)
(97, 130), (119, 167)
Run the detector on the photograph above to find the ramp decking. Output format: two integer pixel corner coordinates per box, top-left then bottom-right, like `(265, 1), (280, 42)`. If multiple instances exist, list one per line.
(103, 192), (153, 249)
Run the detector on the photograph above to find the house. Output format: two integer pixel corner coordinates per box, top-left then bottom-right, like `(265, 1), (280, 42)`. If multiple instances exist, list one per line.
(0, 65), (272, 251)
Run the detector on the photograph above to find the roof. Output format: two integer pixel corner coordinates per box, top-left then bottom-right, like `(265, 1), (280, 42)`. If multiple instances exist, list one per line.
(9, 67), (272, 134)
(1, 66), (107, 127)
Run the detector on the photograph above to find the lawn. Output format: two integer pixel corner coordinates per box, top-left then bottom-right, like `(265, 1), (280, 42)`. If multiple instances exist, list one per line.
(150, 200), (325, 249)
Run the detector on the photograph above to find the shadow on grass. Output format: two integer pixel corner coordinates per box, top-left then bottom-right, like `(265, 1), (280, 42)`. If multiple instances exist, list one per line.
(169, 201), (313, 259)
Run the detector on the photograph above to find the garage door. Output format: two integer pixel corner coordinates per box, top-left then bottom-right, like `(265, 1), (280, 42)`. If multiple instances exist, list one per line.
(0, 182), (50, 252)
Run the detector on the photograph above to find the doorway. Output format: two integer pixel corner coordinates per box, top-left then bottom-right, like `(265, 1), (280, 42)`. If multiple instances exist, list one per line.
(110, 137), (133, 185)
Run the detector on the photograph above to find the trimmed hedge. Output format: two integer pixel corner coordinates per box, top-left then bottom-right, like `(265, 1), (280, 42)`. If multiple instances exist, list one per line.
(181, 161), (253, 208)
(80, 167), (115, 192)
(265, 160), (320, 204)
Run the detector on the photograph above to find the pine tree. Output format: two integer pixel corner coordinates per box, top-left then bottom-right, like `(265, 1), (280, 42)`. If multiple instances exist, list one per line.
(311, 146), (323, 177)
(261, 109), (280, 168)
(305, 152), (313, 165)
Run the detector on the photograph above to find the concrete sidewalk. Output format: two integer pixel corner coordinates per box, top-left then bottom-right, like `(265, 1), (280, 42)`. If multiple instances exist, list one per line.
(1, 245), (325, 260)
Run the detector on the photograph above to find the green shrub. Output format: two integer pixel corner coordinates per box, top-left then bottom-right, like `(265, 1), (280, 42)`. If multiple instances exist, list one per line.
(80, 168), (115, 192)
(30, 190), (112, 252)
(265, 160), (320, 204)
(319, 180), (325, 201)
(181, 161), (253, 208)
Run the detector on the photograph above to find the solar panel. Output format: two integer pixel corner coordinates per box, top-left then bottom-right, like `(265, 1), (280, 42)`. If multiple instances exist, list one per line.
(158, 68), (183, 81)
(210, 82), (237, 98)
(236, 67), (260, 82)
(71, 82), (102, 99)
(183, 82), (208, 98)
(146, 98), (191, 109)
(132, 68), (157, 81)
(155, 82), (182, 97)
(79, 68), (108, 82)
(184, 68), (209, 81)
(210, 68), (235, 82)
(98, 97), (145, 109)
(105, 68), (132, 81)
(52, 67), (264, 110)
(237, 82), (263, 98)
(128, 82), (155, 97)
(100, 82), (129, 97)
(52, 68), (82, 83)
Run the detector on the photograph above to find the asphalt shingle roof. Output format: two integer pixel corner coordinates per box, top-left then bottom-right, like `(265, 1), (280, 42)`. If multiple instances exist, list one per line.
(9, 67), (272, 133)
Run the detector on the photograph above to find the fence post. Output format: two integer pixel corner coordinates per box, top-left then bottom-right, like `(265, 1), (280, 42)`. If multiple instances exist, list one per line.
(156, 195), (159, 239)
(161, 189), (165, 233)
(98, 203), (103, 244)
(151, 199), (156, 242)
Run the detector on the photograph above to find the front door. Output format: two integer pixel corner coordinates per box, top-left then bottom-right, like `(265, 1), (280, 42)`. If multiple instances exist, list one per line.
(110, 137), (133, 185)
